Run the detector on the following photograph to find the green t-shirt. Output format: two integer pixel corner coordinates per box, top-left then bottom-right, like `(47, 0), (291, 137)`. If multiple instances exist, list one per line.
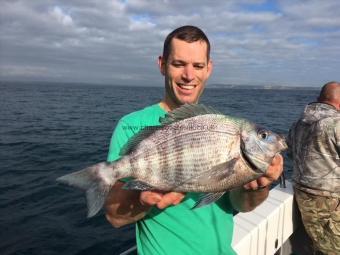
(107, 103), (236, 255)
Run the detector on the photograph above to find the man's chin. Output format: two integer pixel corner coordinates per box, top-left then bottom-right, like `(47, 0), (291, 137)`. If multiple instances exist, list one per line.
(175, 94), (197, 104)
(170, 93), (200, 108)
(179, 100), (195, 106)
(180, 98), (199, 105)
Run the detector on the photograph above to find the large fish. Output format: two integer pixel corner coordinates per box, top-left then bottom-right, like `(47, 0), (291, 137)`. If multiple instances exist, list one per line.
(57, 104), (287, 217)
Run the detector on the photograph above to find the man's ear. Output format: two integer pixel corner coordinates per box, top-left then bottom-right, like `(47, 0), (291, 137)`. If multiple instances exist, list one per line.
(207, 59), (213, 78)
(158, 56), (165, 76)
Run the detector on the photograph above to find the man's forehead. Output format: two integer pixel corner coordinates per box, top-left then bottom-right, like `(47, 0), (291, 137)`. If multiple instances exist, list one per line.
(168, 39), (208, 62)
(170, 38), (208, 49)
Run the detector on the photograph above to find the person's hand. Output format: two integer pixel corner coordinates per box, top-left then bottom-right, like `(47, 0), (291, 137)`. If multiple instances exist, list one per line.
(243, 154), (284, 190)
(140, 191), (185, 209)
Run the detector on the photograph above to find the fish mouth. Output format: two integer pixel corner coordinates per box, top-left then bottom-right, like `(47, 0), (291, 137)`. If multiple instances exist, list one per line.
(240, 148), (263, 174)
(278, 135), (288, 151)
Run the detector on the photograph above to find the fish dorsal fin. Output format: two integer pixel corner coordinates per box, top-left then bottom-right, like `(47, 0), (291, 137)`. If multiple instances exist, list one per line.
(120, 104), (223, 156)
(119, 126), (160, 156)
(160, 104), (223, 125)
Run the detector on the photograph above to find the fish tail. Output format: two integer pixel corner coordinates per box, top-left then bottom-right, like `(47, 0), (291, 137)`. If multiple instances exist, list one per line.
(56, 161), (121, 217)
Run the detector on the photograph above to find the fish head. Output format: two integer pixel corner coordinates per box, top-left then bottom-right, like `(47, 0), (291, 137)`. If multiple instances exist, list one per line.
(240, 123), (287, 173)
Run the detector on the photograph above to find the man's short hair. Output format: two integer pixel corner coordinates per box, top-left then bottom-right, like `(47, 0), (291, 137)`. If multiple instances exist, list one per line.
(162, 25), (210, 62)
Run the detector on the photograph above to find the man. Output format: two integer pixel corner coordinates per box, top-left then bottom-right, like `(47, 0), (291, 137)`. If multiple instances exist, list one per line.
(105, 25), (284, 254)
(288, 81), (340, 255)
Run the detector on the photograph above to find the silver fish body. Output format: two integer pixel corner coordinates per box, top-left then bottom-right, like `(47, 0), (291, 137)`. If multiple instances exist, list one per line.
(118, 114), (261, 191)
(57, 104), (287, 217)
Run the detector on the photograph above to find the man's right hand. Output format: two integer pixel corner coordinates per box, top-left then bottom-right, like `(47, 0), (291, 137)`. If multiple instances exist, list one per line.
(105, 181), (185, 228)
(140, 191), (185, 209)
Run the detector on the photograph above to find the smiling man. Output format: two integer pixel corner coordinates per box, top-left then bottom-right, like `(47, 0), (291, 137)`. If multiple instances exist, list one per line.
(104, 25), (283, 255)
(159, 35), (212, 111)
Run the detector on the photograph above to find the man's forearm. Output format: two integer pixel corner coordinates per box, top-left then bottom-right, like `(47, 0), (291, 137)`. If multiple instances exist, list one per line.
(229, 186), (269, 212)
(104, 181), (151, 228)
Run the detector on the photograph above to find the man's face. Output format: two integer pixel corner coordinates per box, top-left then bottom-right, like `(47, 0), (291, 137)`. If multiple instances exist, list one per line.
(159, 38), (213, 110)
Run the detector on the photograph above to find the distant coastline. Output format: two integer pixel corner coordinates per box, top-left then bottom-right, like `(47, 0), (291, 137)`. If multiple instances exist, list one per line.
(208, 83), (320, 90)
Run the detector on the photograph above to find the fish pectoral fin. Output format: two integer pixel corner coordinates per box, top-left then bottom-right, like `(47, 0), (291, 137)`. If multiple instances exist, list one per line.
(122, 180), (156, 190)
(193, 192), (226, 208)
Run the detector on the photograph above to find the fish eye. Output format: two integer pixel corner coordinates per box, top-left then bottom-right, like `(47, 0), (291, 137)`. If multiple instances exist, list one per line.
(258, 130), (268, 140)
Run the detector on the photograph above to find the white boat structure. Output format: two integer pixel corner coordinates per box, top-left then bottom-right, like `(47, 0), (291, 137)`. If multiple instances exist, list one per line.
(233, 180), (294, 255)
(120, 180), (313, 255)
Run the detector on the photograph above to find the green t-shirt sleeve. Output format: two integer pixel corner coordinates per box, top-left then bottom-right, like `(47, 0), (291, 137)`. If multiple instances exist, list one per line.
(107, 119), (136, 162)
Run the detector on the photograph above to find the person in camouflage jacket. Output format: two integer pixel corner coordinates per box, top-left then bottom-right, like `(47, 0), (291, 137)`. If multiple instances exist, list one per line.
(288, 81), (340, 255)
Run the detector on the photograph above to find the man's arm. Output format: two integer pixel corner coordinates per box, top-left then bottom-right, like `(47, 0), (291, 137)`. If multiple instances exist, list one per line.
(230, 154), (283, 212)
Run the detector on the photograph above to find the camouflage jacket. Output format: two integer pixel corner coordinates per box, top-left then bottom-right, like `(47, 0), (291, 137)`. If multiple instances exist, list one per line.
(288, 102), (340, 197)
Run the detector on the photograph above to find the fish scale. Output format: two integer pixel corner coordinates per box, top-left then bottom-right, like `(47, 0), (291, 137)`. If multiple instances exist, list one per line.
(57, 104), (287, 217)
(129, 129), (239, 189)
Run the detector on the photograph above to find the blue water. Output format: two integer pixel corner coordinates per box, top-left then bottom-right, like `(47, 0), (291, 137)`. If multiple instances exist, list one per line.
(0, 82), (318, 255)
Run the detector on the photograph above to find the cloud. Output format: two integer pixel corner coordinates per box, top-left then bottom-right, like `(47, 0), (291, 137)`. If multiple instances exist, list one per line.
(49, 6), (74, 26)
(129, 14), (156, 31)
(0, 0), (339, 87)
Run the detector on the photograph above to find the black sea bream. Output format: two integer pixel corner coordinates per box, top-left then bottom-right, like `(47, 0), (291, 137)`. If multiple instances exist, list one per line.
(57, 104), (287, 217)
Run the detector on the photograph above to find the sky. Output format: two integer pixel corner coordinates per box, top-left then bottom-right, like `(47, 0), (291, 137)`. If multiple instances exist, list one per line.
(1, 0), (340, 87)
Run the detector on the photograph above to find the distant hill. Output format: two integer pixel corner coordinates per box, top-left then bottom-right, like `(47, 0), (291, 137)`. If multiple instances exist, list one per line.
(208, 84), (319, 90)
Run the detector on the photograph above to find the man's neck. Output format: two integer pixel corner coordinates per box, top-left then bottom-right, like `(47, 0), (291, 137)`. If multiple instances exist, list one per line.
(319, 100), (340, 110)
(159, 99), (179, 112)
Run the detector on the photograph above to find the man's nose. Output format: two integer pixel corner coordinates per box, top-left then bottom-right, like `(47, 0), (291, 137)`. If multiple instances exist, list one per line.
(182, 65), (195, 81)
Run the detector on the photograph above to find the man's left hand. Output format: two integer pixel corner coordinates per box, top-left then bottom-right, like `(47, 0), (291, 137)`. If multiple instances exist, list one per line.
(243, 154), (284, 190)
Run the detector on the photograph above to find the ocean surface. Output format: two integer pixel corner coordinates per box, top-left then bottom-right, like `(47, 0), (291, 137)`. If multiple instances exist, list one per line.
(0, 82), (319, 255)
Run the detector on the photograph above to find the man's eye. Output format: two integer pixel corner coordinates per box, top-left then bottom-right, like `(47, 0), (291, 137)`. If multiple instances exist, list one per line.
(173, 63), (184, 68)
(194, 65), (204, 69)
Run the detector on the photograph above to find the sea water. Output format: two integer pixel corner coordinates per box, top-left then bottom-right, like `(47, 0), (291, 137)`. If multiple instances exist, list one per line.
(0, 82), (318, 255)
